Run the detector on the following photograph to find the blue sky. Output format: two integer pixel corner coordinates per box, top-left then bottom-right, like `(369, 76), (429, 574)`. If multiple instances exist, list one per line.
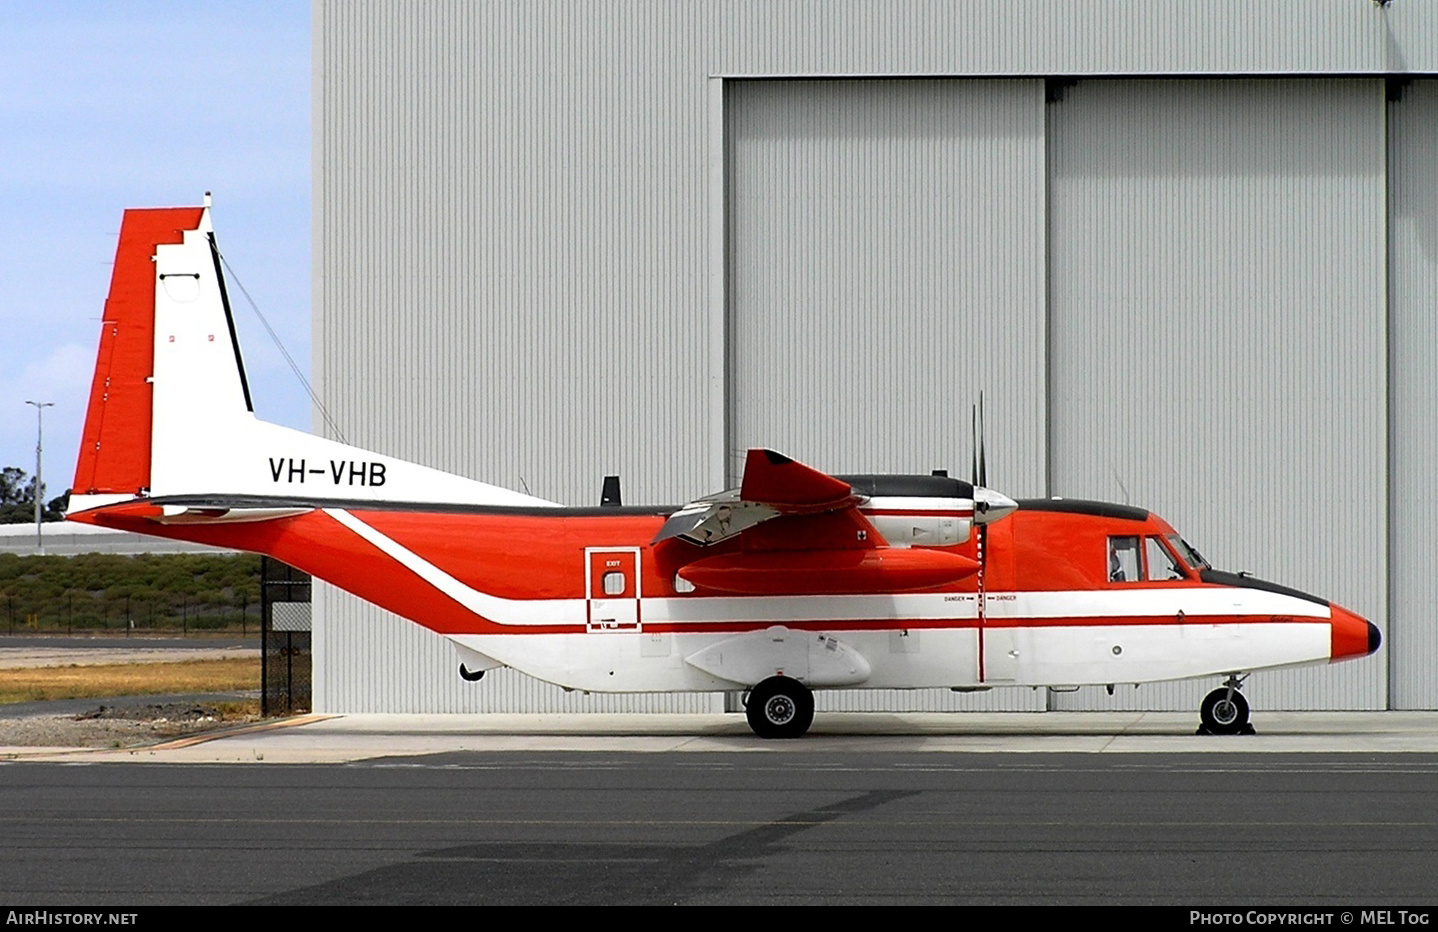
(0, 1), (310, 498)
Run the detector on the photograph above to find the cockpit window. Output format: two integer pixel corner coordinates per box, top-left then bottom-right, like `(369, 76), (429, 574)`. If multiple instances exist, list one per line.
(1108, 536), (1141, 582)
(1146, 537), (1185, 580)
(1111, 535), (1187, 582)
(1167, 535), (1210, 569)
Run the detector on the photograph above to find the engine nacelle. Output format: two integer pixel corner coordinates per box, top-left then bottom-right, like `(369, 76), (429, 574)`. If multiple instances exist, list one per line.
(865, 513), (970, 547)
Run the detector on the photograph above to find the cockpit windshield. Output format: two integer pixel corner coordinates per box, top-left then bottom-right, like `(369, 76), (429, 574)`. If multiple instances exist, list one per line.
(1167, 535), (1210, 569)
(1108, 535), (1188, 582)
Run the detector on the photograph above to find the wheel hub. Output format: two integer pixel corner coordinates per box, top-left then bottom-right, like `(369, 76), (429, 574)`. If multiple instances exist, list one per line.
(764, 695), (796, 725)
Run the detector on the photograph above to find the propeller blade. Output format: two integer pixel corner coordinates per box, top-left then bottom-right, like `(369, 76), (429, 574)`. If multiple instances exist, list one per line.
(970, 404), (979, 488)
(978, 391), (987, 489)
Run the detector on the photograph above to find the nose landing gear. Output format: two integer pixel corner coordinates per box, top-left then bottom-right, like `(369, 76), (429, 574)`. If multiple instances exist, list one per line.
(1199, 674), (1255, 735)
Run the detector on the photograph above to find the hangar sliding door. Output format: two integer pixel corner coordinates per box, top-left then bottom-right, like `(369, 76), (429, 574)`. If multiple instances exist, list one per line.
(1047, 79), (1387, 711)
(724, 79), (1047, 712)
(1388, 79), (1438, 710)
(724, 79), (1046, 494)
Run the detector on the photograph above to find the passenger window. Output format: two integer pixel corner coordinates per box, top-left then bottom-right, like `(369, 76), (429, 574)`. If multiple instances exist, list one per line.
(1145, 537), (1184, 581)
(1108, 536), (1141, 582)
(602, 572), (626, 596)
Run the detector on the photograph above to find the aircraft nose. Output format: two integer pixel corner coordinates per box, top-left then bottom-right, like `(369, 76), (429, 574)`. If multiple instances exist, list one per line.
(1329, 604), (1381, 662)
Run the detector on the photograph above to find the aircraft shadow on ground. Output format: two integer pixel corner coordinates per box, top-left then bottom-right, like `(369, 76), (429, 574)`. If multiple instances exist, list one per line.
(245, 789), (914, 906)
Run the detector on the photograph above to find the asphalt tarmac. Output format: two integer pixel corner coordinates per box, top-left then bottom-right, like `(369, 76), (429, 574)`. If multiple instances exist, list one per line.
(8, 709), (1436, 761)
(2, 749), (1437, 906)
(3, 713), (1438, 906)
(6, 639), (1434, 906)
(0, 635), (260, 670)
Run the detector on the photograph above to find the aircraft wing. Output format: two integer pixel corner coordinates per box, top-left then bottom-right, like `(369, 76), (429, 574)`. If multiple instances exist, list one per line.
(658, 449), (983, 594)
(653, 449), (869, 547)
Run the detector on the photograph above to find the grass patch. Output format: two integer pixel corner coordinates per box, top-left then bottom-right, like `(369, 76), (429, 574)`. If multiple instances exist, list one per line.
(0, 657), (260, 704)
(211, 699), (262, 717)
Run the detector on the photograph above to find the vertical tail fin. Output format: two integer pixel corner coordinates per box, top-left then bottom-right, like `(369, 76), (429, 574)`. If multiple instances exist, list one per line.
(73, 207), (205, 496)
(71, 200), (554, 514)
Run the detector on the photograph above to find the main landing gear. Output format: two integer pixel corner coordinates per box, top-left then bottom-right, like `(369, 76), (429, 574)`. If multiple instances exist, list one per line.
(1199, 674), (1254, 735)
(744, 676), (815, 739)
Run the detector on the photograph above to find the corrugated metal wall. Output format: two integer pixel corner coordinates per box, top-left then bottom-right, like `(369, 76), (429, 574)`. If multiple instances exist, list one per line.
(1389, 79), (1438, 711)
(314, 2), (1438, 714)
(724, 79), (1047, 490)
(708, 0), (1438, 77)
(312, 1), (719, 712)
(314, 2), (713, 503)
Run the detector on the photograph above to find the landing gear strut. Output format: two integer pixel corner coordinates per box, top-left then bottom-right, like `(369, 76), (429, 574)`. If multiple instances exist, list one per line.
(744, 676), (815, 739)
(1199, 674), (1253, 735)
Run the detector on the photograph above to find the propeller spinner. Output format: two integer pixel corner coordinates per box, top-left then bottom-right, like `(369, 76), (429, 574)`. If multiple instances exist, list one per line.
(971, 393), (1017, 524)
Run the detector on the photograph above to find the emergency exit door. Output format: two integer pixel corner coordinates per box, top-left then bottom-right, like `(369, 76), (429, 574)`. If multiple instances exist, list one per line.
(586, 547), (641, 632)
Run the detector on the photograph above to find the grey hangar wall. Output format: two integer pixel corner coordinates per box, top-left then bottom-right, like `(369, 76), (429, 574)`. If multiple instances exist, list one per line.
(313, 1), (1438, 714)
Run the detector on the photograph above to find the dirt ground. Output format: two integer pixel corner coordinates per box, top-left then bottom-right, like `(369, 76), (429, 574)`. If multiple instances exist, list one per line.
(0, 639), (267, 749)
(0, 701), (263, 749)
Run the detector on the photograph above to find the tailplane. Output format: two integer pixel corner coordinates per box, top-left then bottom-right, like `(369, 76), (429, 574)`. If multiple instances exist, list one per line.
(69, 200), (551, 519)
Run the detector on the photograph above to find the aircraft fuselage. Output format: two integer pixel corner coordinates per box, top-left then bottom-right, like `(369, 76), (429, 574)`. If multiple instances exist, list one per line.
(73, 490), (1376, 696)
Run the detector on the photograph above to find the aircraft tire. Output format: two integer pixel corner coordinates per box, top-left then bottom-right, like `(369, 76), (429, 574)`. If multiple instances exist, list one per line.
(1200, 687), (1250, 735)
(745, 676), (815, 739)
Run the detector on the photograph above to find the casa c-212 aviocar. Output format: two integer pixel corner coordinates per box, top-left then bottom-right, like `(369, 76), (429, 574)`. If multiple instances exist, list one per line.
(65, 201), (1381, 738)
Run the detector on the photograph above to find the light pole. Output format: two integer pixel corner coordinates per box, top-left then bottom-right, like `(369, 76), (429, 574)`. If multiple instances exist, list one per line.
(25, 401), (54, 555)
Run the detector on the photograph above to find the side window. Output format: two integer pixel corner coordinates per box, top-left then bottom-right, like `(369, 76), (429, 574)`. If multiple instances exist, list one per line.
(1108, 536), (1141, 582)
(1145, 536), (1183, 581)
(602, 571), (626, 596)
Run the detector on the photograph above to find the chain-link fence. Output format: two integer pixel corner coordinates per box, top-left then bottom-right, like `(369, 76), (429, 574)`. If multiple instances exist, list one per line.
(261, 557), (311, 715)
(0, 552), (261, 635)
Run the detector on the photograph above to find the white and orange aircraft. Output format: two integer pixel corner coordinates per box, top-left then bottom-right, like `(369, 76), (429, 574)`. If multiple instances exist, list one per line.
(66, 203), (1381, 738)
